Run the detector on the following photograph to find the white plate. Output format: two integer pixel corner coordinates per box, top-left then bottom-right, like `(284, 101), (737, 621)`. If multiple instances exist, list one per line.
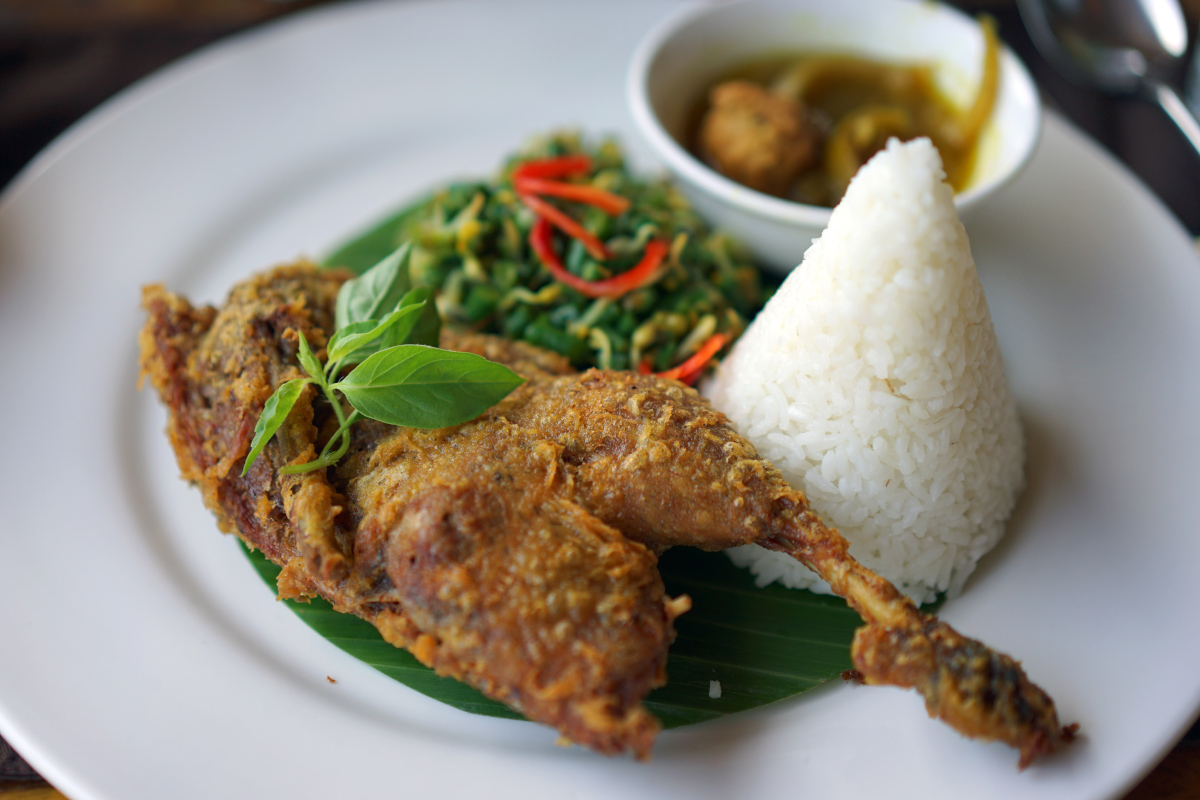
(0, 2), (1198, 799)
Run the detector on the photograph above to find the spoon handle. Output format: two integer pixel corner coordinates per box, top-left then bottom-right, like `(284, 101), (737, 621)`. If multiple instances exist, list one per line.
(1148, 80), (1200, 159)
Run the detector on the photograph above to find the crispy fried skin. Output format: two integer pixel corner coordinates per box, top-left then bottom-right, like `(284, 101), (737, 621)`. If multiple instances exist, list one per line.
(477, 369), (1072, 767)
(340, 419), (679, 755)
(140, 262), (1071, 766)
(140, 263), (677, 759)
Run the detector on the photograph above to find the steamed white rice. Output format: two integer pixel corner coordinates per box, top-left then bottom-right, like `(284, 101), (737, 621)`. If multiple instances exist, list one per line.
(703, 138), (1023, 604)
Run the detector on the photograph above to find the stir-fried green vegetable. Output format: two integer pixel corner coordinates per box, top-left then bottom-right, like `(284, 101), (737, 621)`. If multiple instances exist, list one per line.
(325, 132), (767, 375)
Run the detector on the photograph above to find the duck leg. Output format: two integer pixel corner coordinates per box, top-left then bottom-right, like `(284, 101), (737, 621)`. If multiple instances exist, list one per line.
(505, 369), (1074, 767)
(142, 263), (1073, 765)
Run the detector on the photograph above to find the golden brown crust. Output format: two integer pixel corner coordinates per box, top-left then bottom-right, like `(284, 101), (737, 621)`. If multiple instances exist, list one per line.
(139, 263), (676, 760)
(852, 620), (1065, 769)
(140, 261), (1072, 766)
(464, 369), (1073, 765)
(340, 417), (676, 758)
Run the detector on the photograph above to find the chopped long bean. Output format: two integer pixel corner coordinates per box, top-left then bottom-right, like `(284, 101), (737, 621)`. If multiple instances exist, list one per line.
(328, 132), (767, 374)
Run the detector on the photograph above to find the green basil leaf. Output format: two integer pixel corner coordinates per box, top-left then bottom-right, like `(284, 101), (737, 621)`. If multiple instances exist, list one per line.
(324, 320), (378, 363)
(295, 331), (324, 383)
(375, 290), (435, 350)
(240, 378), (310, 475)
(397, 286), (441, 348)
(327, 303), (424, 366)
(335, 243), (413, 331)
(334, 345), (524, 429)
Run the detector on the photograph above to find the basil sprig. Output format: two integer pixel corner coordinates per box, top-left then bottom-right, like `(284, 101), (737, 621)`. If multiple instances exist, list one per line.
(242, 379), (310, 476)
(240, 245), (524, 476)
(337, 345), (526, 429)
(334, 243), (413, 331)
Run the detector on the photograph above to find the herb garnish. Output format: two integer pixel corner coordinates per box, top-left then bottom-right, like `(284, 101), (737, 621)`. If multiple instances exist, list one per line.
(241, 244), (525, 476)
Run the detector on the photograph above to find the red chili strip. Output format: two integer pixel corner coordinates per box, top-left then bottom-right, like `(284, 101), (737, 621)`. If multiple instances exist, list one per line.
(512, 154), (592, 181)
(520, 193), (612, 260)
(658, 333), (729, 385)
(529, 218), (669, 299)
(513, 176), (631, 216)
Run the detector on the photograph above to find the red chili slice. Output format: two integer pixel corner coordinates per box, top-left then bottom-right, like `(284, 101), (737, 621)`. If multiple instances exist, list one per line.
(512, 154), (592, 181)
(513, 176), (631, 216)
(529, 218), (669, 300)
(658, 333), (729, 385)
(520, 193), (612, 261)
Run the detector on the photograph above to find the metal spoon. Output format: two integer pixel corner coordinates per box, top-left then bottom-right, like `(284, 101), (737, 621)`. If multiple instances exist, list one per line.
(1018, 0), (1200, 156)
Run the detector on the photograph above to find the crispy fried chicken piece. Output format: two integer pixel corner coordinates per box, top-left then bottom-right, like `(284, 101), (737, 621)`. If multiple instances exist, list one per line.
(699, 80), (822, 197)
(139, 263), (683, 760)
(140, 263), (1071, 767)
(495, 370), (1071, 767)
(339, 416), (685, 756)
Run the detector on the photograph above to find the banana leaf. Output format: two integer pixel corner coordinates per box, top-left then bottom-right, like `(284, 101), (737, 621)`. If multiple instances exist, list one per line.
(243, 543), (860, 727)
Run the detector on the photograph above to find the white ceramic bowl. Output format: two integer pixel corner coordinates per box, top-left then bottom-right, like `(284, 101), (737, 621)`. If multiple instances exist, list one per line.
(627, 0), (1042, 273)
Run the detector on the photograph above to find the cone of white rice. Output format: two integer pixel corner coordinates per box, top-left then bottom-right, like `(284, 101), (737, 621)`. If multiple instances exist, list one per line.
(704, 138), (1023, 604)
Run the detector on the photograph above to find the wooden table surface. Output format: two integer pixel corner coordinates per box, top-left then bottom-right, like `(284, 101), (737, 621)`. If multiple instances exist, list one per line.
(1, 1), (1198, 797)
(2, 739), (1199, 798)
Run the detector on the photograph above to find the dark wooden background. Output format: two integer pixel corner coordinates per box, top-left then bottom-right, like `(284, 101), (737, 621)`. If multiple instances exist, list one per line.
(3, 0), (1200, 232)
(0, 0), (1198, 797)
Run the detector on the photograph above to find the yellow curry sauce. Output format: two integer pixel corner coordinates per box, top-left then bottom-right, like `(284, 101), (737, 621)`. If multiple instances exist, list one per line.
(691, 17), (1000, 207)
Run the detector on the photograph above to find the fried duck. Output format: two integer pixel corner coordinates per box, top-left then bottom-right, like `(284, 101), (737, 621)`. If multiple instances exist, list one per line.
(139, 263), (1072, 766)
